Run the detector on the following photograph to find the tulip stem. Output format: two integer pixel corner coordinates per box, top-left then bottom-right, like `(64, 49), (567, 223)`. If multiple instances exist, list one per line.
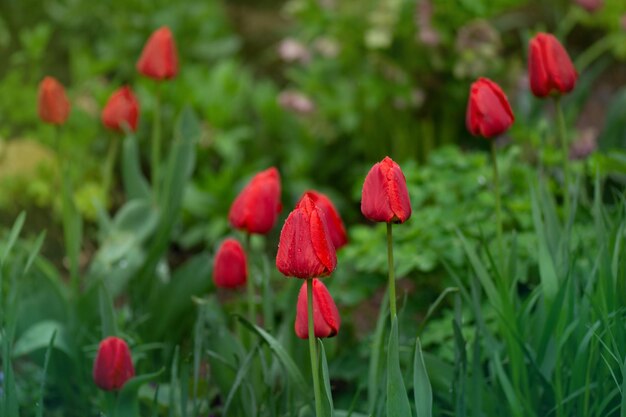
(245, 233), (255, 328)
(490, 141), (504, 270)
(103, 136), (120, 206)
(386, 222), (397, 322)
(307, 278), (323, 417)
(555, 97), (571, 222)
(151, 82), (162, 200)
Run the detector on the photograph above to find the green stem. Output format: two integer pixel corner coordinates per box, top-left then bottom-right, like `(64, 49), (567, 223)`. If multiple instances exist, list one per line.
(151, 83), (162, 200)
(307, 278), (323, 417)
(491, 141), (504, 270)
(555, 97), (571, 222)
(245, 233), (255, 327)
(386, 222), (397, 322)
(102, 136), (120, 205)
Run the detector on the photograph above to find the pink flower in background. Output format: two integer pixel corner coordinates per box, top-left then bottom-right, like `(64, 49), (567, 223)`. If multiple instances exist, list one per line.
(278, 91), (315, 114)
(278, 38), (311, 64)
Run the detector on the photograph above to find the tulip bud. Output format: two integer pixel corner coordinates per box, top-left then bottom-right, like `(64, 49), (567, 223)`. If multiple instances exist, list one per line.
(466, 77), (515, 138)
(229, 167), (282, 235)
(295, 279), (340, 339)
(93, 337), (135, 391)
(300, 190), (348, 250)
(38, 76), (71, 125)
(276, 194), (337, 279)
(361, 157), (412, 224)
(528, 33), (578, 98)
(213, 238), (247, 289)
(136, 26), (179, 80)
(101, 86), (140, 132)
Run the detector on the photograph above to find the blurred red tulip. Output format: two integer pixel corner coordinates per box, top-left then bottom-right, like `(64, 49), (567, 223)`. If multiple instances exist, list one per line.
(295, 278), (340, 339)
(229, 167), (282, 235)
(93, 337), (135, 391)
(574, 0), (603, 13)
(136, 26), (178, 80)
(361, 157), (411, 223)
(466, 77), (515, 138)
(213, 238), (247, 289)
(38, 76), (70, 125)
(528, 33), (578, 98)
(301, 190), (347, 249)
(276, 194), (337, 279)
(101, 86), (139, 132)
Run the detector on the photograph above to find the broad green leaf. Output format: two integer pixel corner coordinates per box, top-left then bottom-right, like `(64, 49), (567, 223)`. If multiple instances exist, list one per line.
(368, 292), (388, 414)
(386, 316), (412, 417)
(98, 280), (117, 338)
(413, 338), (432, 417)
(530, 186), (558, 299)
(319, 339), (334, 417)
(457, 231), (500, 309)
(115, 368), (165, 417)
(238, 316), (309, 397)
(12, 320), (71, 357)
(121, 133), (151, 200)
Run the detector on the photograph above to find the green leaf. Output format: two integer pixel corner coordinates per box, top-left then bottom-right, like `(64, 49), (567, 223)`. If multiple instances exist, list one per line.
(24, 231), (46, 274)
(621, 356), (626, 417)
(1, 211), (25, 266)
(368, 292), (388, 414)
(121, 133), (151, 200)
(319, 339), (334, 417)
(530, 186), (559, 299)
(36, 330), (56, 417)
(223, 343), (259, 416)
(12, 320), (71, 357)
(386, 316), (412, 417)
(413, 338), (432, 417)
(115, 368), (165, 417)
(457, 231), (500, 309)
(237, 316), (309, 397)
(98, 280), (118, 338)
(61, 172), (82, 282)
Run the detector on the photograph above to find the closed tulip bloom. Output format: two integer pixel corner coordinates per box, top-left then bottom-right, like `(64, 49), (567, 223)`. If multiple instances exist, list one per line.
(229, 167), (282, 235)
(213, 238), (247, 289)
(361, 157), (412, 223)
(528, 33), (578, 98)
(93, 337), (135, 391)
(276, 194), (337, 278)
(301, 190), (348, 249)
(38, 76), (71, 125)
(295, 278), (340, 339)
(466, 77), (515, 138)
(136, 26), (178, 80)
(101, 86), (140, 132)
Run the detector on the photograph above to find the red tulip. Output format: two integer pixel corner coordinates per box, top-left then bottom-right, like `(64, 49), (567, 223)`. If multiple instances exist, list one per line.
(213, 238), (247, 289)
(574, 0), (603, 13)
(276, 194), (337, 279)
(466, 77), (515, 138)
(361, 157), (411, 223)
(93, 337), (135, 391)
(229, 167), (282, 235)
(301, 190), (347, 250)
(136, 26), (178, 80)
(528, 33), (578, 98)
(38, 76), (70, 125)
(295, 279), (340, 339)
(101, 86), (140, 132)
